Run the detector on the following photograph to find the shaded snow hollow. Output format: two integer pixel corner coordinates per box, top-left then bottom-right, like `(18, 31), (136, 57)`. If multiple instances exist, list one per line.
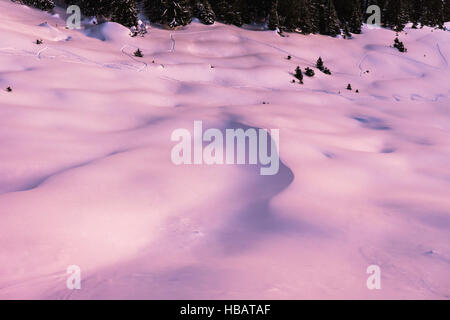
(0, 1), (449, 299)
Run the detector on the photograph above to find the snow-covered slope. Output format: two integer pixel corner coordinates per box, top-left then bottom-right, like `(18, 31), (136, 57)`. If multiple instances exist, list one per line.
(0, 1), (449, 299)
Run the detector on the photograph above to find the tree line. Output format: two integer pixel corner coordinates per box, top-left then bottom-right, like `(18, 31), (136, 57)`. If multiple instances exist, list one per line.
(13, 0), (450, 35)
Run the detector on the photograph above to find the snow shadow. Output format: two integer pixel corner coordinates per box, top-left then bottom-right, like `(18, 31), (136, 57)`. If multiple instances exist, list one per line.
(352, 115), (391, 130)
(209, 119), (319, 255)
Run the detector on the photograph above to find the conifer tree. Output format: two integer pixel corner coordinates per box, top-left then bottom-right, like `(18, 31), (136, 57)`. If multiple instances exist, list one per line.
(192, 0), (216, 25)
(296, 0), (315, 34)
(383, 0), (409, 32)
(134, 48), (143, 57)
(209, 0), (242, 26)
(111, 0), (138, 27)
(343, 23), (351, 38)
(294, 66), (304, 83)
(422, 0), (445, 28)
(241, 0), (258, 24)
(316, 57), (324, 71)
(268, 0), (279, 30)
(408, 0), (422, 28)
(145, 0), (192, 28)
(21, 0), (448, 36)
(143, 0), (163, 23)
(66, 0), (110, 18)
(394, 37), (407, 52)
(65, 0), (138, 27)
(17, 0), (55, 11)
(334, 0), (362, 34)
(314, 0), (340, 36)
(278, 0), (302, 31)
(348, 0), (362, 33)
(445, 0), (450, 23)
(305, 67), (315, 77)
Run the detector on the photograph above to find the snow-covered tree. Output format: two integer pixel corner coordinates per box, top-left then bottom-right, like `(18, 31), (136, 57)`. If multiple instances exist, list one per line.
(163, 0), (192, 28)
(144, 0), (192, 28)
(192, 0), (215, 25)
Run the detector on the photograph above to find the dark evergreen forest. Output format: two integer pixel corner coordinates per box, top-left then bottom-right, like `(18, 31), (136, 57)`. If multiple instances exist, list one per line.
(14, 0), (450, 34)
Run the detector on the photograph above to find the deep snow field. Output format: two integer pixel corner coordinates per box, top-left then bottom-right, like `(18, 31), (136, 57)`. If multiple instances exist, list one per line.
(0, 1), (449, 299)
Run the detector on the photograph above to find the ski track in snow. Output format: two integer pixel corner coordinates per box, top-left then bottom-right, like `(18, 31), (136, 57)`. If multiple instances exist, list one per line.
(436, 43), (448, 67)
(120, 44), (148, 72)
(168, 29), (220, 53)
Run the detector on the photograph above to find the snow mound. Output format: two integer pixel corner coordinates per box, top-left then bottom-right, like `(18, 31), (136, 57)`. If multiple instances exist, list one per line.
(83, 22), (131, 42)
(37, 22), (70, 42)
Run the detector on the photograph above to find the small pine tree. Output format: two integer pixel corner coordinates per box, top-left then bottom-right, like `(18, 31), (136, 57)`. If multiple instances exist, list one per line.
(294, 66), (304, 83)
(6, 86), (12, 92)
(316, 57), (331, 75)
(36, 39), (43, 45)
(394, 37), (407, 52)
(347, 83), (352, 90)
(134, 48), (143, 57)
(316, 57), (324, 71)
(305, 67), (315, 77)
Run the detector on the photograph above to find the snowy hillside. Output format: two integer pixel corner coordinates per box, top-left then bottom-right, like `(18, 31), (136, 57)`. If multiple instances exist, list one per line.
(0, 1), (449, 299)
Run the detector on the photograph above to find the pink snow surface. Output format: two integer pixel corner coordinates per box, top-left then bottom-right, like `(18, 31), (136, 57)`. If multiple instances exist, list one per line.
(0, 1), (449, 299)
